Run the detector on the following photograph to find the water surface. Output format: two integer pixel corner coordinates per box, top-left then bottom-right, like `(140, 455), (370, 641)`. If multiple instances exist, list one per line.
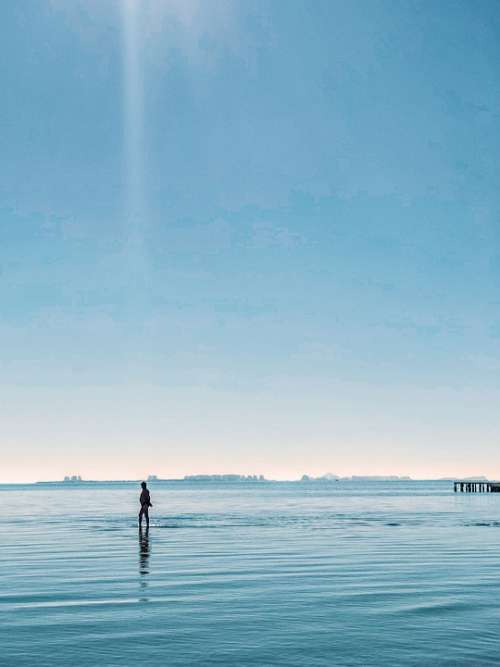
(2, 480), (500, 666)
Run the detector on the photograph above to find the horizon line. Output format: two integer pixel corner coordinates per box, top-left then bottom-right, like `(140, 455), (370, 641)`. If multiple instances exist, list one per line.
(0, 474), (494, 485)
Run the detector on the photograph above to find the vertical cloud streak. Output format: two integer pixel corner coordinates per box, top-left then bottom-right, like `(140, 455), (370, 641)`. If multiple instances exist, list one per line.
(122, 0), (147, 280)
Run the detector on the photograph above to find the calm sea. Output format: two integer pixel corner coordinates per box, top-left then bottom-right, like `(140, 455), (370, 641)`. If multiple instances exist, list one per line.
(2, 480), (500, 666)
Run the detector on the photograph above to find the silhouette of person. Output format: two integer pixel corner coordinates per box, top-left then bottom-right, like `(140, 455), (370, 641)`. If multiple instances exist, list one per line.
(138, 481), (152, 528)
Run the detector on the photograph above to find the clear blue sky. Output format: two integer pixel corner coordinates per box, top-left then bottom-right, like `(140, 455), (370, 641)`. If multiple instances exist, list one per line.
(2, 0), (500, 481)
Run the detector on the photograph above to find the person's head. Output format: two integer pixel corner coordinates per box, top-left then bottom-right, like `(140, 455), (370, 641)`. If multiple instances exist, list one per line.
(141, 481), (147, 489)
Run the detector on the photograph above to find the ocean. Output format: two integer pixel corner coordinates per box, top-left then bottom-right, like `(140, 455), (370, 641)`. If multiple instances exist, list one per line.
(2, 480), (500, 666)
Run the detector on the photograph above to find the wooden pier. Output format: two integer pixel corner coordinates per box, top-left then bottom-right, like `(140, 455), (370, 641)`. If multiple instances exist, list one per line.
(454, 481), (500, 493)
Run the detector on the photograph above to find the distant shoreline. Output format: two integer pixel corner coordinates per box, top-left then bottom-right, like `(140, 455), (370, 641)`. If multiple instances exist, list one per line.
(0, 477), (490, 487)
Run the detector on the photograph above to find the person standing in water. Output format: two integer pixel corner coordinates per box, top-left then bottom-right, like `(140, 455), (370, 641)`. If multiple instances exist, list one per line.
(139, 481), (152, 528)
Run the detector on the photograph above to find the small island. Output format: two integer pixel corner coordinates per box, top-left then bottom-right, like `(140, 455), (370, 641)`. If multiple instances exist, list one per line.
(183, 474), (266, 482)
(300, 474), (412, 482)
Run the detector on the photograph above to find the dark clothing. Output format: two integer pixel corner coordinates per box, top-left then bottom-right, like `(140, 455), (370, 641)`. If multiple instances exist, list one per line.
(140, 489), (152, 507)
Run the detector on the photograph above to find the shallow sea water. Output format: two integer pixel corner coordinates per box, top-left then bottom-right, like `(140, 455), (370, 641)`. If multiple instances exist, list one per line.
(2, 480), (500, 666)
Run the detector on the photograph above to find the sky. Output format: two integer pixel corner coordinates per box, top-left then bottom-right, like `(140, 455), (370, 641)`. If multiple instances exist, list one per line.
(1, 0), (500, 482)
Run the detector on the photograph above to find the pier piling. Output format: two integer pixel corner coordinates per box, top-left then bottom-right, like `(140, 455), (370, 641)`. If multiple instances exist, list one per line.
(454, 481), (497, 493)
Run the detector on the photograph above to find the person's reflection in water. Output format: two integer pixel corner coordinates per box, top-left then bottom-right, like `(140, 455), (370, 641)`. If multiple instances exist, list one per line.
(139, 526), (150, 601)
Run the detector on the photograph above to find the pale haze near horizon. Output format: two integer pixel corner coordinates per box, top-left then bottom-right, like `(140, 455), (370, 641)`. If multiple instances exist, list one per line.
(2, 0), (500, 483)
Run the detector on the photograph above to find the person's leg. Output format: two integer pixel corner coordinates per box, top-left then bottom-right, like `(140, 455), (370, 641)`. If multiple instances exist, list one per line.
(139, 506), (144, 527)
(145, 508), (149, 528)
